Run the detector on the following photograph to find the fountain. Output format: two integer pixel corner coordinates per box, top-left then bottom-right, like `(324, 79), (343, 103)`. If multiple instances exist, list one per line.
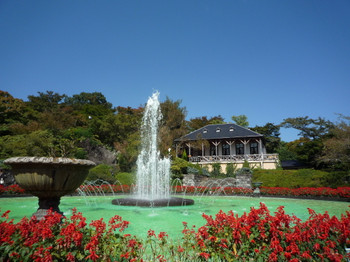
(112, 91), (194, 207)
(3, 157), (95, 219)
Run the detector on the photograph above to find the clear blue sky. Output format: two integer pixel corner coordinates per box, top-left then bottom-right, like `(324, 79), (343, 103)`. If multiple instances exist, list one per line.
(1, 0), (349, 141)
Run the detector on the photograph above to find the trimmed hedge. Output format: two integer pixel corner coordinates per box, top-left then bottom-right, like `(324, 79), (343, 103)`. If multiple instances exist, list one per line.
(252, 169), (348, 188)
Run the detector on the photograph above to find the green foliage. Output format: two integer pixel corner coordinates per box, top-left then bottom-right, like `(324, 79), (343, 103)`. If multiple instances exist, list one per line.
(276, 142), (298, 161)
(318, 114), (350, 170)
(231, 114), (249, 127)
(87, 164), (117, 184)
(73, 148), (88, 159)
(181, 150), (188, 161)
(251, 122), (281, 153)
(187, 166), (199, 175)
(211, 163), (222, 177)
(159, 97), (188, 157)
(171, 158), (190, 175)
(236, 167), (253, 176)
(242, 160), (250, 168)
(0, 130), (56, 158)
(170, 158), (208, 180)
(286, 138), (324, 167)
(226, 163), (237, 177)
(322, 171), (350, 188)
(115, 172), (135, 185)
(281, 116), (334, 140)
(251, 169), (347, 188)
(187, 115), (225, 132)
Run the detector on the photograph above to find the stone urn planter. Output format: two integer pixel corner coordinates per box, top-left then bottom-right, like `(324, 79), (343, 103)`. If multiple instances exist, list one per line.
(252, 182), (263, 196)
(4, 157), (95, 219)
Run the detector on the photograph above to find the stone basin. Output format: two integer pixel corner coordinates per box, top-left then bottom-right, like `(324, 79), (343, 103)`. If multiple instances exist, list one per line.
(4, 156), (95, 219)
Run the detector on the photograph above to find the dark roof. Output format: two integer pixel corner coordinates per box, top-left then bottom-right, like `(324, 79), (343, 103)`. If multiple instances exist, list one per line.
(175, 124), (263, 142)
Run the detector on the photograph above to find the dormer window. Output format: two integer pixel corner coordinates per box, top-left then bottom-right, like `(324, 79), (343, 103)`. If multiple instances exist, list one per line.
(203, 128), (208, 134)
(229, 126), (235, 132)
(216, 127), (221, 133)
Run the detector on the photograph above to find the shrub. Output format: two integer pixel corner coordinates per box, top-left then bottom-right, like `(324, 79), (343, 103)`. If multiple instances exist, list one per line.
(171, 158), (190, 175)
(235, 167), (253, 176)
(115, 172), (135, 185)
(225, 163), (237, 177)
(322, 171), (350, 187)
(187, 166), (199, 175)
(252, 168), (339, 188)
(86, 164), (117, 184)
(211, 163), (222, 177)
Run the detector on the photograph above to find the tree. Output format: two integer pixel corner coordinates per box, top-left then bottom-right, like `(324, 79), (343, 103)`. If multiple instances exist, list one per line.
(27, 91), (66, 113)
(187, 115), (225, 131)
(285, 137), (324, 167)
(318, 115), (350, 170)
(250, 123), (281, 153)
(276, 142), (298, 161)
(231, 115), (249, 128)
(280, 116), (334, 140)
(159, 97), (188, 157)
(0, 91), (27, 135)
(111, 106), (143, 171)
(64, 92), (114, 119)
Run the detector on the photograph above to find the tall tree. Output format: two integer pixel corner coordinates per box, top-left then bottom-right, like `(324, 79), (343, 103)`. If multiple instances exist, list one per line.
(27, 91), (66, 113)
(318, 114), (350, 170)
(280, 116), (334, 140)
(159, 97), (188, 157)
(231, 115), (249, 128)
(65, 92), (115, 119)
(187, 115), (225, 131)
(0, 91), (27, 135)
(250, 123), (281, 153)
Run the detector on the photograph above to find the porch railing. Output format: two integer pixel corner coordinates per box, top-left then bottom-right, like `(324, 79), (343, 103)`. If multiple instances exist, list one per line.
(189, 154), (279, 163)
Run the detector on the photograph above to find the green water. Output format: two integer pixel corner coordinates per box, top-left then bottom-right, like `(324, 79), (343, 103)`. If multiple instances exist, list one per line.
(0, 195), (348, 240)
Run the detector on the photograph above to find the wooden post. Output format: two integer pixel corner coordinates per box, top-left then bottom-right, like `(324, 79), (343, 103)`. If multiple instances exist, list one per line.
(212, 141), (220, 156)
(240, 139), (250, 157)
(257, 138), (263, 168)
(226, 140), (235, 157)
(185, 143), (191, 156)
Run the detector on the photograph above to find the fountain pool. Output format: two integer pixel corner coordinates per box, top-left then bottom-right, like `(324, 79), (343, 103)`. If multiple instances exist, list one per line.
(1, 195), (348, 240)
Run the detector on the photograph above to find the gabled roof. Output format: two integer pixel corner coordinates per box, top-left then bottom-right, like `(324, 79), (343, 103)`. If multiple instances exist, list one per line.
(175, 123), (263, 142)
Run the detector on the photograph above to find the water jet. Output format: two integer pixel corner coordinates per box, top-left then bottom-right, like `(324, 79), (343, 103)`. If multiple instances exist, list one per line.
(112, 91), (194, 207)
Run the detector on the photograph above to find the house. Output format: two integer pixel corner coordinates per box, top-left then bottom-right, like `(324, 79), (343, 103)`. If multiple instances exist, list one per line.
(174, 123), (279, 171)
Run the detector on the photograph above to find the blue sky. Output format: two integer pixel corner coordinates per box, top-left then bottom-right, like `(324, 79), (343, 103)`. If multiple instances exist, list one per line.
(1, 0), (349, 141)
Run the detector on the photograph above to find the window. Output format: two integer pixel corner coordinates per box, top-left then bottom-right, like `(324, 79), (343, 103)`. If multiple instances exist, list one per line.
(222, 144), (230, 155)
(250, 142), (259, 154)
(229, 126), (235, 132)
(216, 127), (221, 132)
(210, 144), (216, 156)
(203, 128), (208, 134)
(236, 143), (244, 155)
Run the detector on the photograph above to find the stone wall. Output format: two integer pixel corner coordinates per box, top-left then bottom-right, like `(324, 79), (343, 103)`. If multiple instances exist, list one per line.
(182, 173), (252, 189)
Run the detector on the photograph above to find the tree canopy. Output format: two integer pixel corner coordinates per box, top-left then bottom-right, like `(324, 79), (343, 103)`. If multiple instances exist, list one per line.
(0, 90), (347, 172)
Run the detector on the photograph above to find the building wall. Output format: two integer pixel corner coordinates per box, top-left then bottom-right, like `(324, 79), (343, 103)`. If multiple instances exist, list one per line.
(197, 140), (266, 156)
(198, 160), (278, 173)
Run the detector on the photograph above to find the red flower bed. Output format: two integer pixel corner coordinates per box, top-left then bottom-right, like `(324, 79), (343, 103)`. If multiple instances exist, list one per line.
(0, 184), (25, 195)
(1, 204), (350, 261)
(260, 186), (350, 198)
(187, 203), (350, 261)
(2, 184), (350, 199)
